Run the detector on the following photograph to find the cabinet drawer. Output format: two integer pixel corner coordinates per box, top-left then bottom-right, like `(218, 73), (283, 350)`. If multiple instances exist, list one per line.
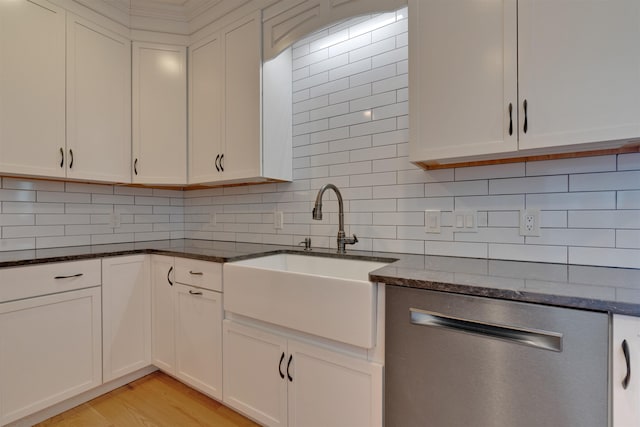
(0, 259), (101, 303)
(174, 258), (222, 292)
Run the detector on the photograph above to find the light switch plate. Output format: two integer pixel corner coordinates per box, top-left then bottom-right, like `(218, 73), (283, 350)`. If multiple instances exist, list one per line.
(274, 211), (284, 229)
(453, 210), (477, 233)
(425, 210), (441, 233)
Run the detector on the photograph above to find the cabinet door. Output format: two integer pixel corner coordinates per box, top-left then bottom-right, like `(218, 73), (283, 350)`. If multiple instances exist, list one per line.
(132, 43), (187, 185)
(222, 12), (262, 181)
(518, 0), (640, 150)
(188, 32), (224, 184)
(613, 314), (640, 427)
(408, 0), (517, 164)
(67, 14), (131, 183)
(0, 287), (102, 425)
(287, 340), (383, 427)
(223, 320), (287, 427)
(102, 255), (151, 382)
(0, 0), (66, 178)
(151, 255), (175, 375)
(174, 284), (223, 399)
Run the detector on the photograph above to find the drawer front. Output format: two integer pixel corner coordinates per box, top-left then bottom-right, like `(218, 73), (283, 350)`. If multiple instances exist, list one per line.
(174, 258), (222, 292)
(0, 259), (101, 303)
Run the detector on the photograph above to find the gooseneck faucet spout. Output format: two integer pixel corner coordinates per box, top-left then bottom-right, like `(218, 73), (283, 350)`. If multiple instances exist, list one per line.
(312, 183), (358, 254)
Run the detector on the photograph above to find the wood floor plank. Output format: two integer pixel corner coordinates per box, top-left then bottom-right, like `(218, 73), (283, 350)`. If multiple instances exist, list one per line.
(35, 372), (260, 427)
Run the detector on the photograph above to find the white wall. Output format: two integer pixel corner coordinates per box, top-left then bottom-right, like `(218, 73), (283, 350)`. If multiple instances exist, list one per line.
(183, 8), (640, 268)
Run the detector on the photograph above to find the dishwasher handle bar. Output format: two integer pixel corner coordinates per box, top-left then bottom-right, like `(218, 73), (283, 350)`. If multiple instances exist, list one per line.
(410, 308), (563, 352)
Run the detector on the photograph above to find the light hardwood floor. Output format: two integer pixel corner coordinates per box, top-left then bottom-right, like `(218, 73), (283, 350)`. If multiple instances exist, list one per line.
(35, 372), (260, 427)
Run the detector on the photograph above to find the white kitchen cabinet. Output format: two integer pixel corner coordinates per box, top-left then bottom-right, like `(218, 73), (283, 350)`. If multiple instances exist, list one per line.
(151, 255), (176, 374)
(0, 261), (102, 425)
(132, 42), (187, 185)
(613, 314), (640, 427)
(189, 11), (292, 185)
(174, 283), (223, 400)
(0, 0), (66, 178)
(223, 320), (383, 427)
(409, 0), (640, 167)
(102, 256), (151, 382)
(67, 14), (131, 183)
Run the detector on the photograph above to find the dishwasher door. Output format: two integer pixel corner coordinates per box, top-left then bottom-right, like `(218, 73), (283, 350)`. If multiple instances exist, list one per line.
(385, 286), (609, 427)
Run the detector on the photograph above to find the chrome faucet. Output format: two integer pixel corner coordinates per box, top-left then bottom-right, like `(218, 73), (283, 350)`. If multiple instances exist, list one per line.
(312, 183), (358, 254)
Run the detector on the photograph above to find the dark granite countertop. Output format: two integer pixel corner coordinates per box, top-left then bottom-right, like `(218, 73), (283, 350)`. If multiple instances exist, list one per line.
(1, 239), (639, 316)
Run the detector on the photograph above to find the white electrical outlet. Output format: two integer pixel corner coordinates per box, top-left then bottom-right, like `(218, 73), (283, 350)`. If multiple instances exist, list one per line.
(274, 211), (284, 230)
(425, 210), (441, 233)
(520, 209), (541, 236)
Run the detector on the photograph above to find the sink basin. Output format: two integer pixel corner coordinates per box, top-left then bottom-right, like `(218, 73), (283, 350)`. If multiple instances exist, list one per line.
(224, 253), (390, 348)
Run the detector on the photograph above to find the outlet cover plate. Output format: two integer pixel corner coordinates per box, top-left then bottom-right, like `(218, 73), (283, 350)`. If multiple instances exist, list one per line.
(520, 209), (541, 236)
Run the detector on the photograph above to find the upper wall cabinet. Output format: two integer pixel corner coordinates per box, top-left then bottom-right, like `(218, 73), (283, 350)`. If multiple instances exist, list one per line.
(409, 0), (640, 167)
(189, 11), (293, 185)
(67, 14), (131, 183)
(132, 42), (187, 185)
(0, 0), (66, 178)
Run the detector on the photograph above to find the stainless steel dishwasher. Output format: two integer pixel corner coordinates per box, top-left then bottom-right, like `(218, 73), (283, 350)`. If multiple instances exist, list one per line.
(385, 286), (609, 427)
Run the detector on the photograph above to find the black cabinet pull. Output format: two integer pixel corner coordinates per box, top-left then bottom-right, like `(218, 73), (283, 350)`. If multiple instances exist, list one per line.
(508, 103), (513, 136)
(215, 154), (220, 172)
(167, 266), (173, 286)
(523, 99), (528, 134)
(220, 153), (224, 172)
(188, 290), (203, 295)
(287, 354), (293, 382)
(189, 271), (203, 275)
(69, 149), (74, 169)
(622, 339), (631, 389)
(134, 158), (138, 175)
(279, 352), (285, 379)
(59, 147), (64, 168)
(54, 273), (83, 279)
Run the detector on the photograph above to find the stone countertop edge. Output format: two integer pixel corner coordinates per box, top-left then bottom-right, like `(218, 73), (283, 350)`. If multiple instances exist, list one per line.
(1, 239), (639, 316)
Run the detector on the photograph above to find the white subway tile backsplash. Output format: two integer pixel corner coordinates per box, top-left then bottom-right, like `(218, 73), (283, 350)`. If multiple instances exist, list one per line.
(0, 9), (637, 269)
(526, 155), (616, 176)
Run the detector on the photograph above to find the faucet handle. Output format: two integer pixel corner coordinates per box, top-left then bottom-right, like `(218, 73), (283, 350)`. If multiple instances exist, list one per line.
(298, 237), (312, 251)
(346, 234), (358, 245)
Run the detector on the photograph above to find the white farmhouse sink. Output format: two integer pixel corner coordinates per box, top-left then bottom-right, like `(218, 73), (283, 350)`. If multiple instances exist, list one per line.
(223, 253), (390, 348)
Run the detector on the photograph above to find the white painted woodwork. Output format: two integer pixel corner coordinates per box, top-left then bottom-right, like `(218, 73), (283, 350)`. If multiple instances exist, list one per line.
(102, 256), (152, 382)
(0, 259), (101, 303)
(408, 0), (518, 164)
(223, 320), (288, 427)
(223, 319), (383, 427)
(262, 0), (407, 60)
(132, 42), (187, 185)
(613, 314), (640, 427)
(221, 11), (262, 183)
(287, 339), (383, 427)
(174, 283), (223, 400)
(410, 0), (640, 166)
(189, 11), (292, 185)
(0, 0), (66, 178)
(517, 0), (640, 150)
(188, 31), (224, 184)
(151, 255), (176, 375)
(67, 14), (131, 183)
(174, 257), (222, 291)
(0, 287), (102, 425)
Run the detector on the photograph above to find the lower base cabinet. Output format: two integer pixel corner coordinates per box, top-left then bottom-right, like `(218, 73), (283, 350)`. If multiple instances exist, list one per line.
(613, 314), (640, 426)
(0, 287), (102, 425)
(222, 320), (383, 427)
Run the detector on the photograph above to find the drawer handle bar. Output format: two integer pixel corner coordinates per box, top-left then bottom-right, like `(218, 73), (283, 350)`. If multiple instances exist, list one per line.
(279, 352), (285, 379)
(409, 308), (562, 352)
(189, 271), (204, 275)
(622, 339), (631, 389)
(54, 273), (84, 279)
(189, 290), (203, 295)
